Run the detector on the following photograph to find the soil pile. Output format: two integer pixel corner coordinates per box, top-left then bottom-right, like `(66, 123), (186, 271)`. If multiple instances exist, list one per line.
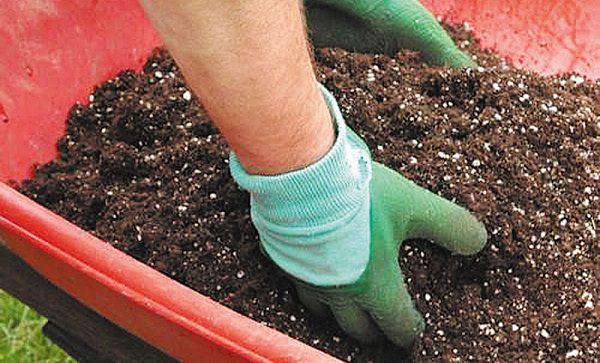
(20, 26), (599, 362)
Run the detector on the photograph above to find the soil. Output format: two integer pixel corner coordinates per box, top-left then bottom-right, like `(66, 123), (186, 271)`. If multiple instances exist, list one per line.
(19, 25), (599, 362)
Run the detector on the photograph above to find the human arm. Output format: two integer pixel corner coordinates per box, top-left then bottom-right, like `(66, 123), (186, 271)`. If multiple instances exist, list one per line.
(138, 0), (334, 176)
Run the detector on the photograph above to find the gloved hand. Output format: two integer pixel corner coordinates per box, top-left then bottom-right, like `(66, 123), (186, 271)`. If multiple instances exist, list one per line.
(304, 0), (476, 68)
(230, 85), (487, 347)
(292, 161), (488, 346)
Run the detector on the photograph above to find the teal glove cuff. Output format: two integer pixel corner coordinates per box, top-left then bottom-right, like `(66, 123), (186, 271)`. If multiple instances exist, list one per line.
(230, 85), (372, 286)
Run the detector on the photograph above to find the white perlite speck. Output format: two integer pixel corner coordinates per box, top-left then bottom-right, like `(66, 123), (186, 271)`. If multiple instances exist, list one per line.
(582, 291), (594, 310)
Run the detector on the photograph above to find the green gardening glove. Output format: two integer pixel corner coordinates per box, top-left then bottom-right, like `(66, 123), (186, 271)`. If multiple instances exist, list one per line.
(292, 161), (487, 346)
(230, 85), (487, 347)
(304, 0), (477, 68)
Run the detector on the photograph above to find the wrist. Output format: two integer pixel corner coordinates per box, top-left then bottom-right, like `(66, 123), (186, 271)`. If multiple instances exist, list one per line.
(231, 81), (336, 176)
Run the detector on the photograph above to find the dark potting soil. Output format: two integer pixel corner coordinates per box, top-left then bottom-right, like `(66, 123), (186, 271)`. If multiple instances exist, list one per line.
(19, 25), (599, 362)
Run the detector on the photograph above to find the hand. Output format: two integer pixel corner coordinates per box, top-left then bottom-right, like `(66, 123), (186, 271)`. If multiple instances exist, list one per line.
(305, 0), (476, 68)
(230, 85), (487, 347)
(291, 161), (488, 347)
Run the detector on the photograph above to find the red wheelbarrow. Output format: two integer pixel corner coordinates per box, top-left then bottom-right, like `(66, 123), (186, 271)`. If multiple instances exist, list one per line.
(1, 1), (599, 362)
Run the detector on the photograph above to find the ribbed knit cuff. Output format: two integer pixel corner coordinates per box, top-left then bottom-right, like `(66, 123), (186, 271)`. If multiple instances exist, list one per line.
(229, 84), (372, 286)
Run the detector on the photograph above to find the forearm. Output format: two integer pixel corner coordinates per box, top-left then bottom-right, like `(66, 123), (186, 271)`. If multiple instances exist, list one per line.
(139, 0), (334, 175)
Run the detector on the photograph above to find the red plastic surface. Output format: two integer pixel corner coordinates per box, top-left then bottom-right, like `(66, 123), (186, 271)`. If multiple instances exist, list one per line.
(1, 1), (598, 362)
(0, 1), (162, 183)
(0, 184), (340, 362)
(421, 0), (600, 79)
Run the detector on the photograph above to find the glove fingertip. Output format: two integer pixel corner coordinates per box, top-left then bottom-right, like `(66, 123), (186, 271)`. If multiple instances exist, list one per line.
(391, 309), (424, 348)
(454, 219), (488, 256)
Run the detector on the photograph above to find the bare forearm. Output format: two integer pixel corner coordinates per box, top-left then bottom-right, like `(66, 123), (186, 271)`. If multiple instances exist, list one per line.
(139, 0), (334, 175)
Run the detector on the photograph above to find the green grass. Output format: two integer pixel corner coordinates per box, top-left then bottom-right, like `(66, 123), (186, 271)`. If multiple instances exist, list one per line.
(0, 290), (75, 363)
